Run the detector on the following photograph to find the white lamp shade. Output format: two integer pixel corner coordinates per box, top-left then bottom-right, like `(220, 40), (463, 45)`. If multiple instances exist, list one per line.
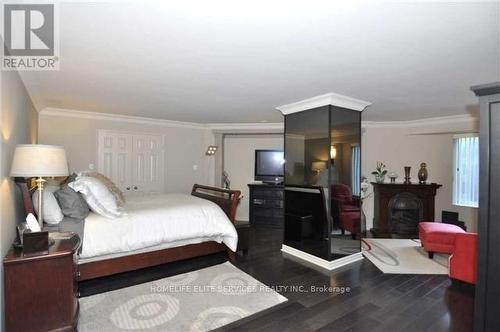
(10, 144), (69, 177)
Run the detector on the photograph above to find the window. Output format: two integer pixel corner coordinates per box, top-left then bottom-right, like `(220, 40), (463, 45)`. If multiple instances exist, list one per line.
(351, 145), (361, 196)
(453, 135), (479, 207)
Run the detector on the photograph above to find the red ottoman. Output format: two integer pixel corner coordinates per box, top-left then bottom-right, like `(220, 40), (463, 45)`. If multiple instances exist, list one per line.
(418, 222), (465, 259)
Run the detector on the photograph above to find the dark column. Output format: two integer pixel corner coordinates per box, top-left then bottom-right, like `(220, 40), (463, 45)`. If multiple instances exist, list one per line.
(472, 82), (500, 332)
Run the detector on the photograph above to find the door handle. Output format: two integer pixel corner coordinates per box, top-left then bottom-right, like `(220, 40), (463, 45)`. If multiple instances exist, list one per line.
(133, 186), (138, 190)
(126, 187), (131, 190)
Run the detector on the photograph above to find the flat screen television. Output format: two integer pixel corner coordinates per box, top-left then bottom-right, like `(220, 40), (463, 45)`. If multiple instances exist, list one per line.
(255, 149), (284, 183)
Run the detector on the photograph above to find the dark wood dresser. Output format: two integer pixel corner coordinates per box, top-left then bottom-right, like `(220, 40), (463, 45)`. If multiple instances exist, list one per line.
(248, 183), (284, 228)
(4, 234), (81, 332)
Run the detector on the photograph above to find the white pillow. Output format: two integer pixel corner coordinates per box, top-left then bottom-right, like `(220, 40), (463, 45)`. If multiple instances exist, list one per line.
(32, 186), (64, 225)
(68, 176), (126, 219)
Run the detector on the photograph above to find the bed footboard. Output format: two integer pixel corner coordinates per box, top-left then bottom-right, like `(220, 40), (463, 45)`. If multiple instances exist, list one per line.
(79, 241), (230, 281)
(191, 184), (241, 224)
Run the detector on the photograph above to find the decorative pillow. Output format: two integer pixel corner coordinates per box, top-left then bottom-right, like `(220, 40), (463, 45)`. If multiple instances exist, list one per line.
(61, 173), (78, 185)
(32, 185), (64, 224)
(45, 184), (61, 192)
(79, 171), (125, 206)
(69, 176), (126, 219)
(54, 185), (90, 219)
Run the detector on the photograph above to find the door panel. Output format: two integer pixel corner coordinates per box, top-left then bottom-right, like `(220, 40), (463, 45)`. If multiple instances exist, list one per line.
(131, 134), (164, 193)
(98, 131), (165, 194)
(98, 132), (132, 192)
(117, 153), (127, 183)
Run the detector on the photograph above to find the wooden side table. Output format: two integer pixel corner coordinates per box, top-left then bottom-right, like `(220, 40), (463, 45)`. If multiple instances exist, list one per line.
(3, 233), (81, 332)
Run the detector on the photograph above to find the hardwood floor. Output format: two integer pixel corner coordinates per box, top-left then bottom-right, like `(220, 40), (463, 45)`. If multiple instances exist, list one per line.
(79, 226), (475, 332)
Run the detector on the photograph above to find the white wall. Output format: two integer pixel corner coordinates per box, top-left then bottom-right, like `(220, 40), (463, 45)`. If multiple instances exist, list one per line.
(0, 70), (38, 330)
(38, 110), (215, 194)
(224, 134), (283, 221)
(361, 118), (479, 232)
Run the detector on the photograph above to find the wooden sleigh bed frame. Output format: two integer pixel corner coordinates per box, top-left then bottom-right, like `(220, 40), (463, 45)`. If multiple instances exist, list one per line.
(16, 179), (241, 281)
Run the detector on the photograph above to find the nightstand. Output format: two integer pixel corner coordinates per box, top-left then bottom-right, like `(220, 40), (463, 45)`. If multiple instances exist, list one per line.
(3, 233), (81, 332)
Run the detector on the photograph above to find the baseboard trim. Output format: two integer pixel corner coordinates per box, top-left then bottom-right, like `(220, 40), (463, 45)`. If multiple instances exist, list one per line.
(281, 244), (364, 271)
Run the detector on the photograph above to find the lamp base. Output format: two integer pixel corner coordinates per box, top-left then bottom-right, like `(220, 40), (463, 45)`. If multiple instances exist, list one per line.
(35, 177), (47, 229)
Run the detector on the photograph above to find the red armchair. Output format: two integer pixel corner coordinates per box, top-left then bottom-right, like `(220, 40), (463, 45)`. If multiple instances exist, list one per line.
(332, 184), (361, 238)
(339, 211), (361, 238)
(449, 232), (478, 284)
(332, 184), (360, 213)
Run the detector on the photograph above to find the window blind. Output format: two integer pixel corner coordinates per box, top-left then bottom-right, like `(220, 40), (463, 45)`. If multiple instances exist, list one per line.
(351, 145), (361, 196)
(453, 136), (479, 207)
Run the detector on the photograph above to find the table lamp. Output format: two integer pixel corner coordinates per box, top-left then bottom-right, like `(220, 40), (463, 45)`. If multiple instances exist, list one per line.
(10, 144), (69, 229)
(312, 161), (327, 174)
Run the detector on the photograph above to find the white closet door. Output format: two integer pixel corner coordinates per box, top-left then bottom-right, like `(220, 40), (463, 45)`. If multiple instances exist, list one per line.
(97, 131), (132, 192)
(131, 134), (165, 193)
(97, 131), (165, 194)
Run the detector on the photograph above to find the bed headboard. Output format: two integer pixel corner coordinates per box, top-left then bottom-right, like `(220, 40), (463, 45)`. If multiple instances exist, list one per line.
(191, 184), (241, 223)
(14, 177), (35, 216)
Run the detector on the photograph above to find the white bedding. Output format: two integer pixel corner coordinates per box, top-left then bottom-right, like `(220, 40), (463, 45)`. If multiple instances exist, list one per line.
(79, 193), (238, 260)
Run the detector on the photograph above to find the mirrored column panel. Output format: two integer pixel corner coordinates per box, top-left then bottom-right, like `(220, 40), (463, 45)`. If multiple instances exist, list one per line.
(283, 104), (362, 262)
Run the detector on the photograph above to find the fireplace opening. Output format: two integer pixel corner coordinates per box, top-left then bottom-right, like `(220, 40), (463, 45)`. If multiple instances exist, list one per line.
(388, 192), (423, 234)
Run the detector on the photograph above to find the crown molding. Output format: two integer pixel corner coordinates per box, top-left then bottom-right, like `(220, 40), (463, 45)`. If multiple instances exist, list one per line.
(471, 81), (500, 96)
(361, 114), (478, 128)
(40, 107), (206, 129)
(40, 107), (476, 133)
(206, 122), (283, 131)
(40, 107), (284, 131)
(276, 93), (372, 115)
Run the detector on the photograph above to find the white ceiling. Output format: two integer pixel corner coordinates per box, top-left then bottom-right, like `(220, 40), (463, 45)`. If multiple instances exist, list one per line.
(19, 0), (500, 123)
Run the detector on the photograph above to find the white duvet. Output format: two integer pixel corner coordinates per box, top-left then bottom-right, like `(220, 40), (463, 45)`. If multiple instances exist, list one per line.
(80, 193), (238, 259)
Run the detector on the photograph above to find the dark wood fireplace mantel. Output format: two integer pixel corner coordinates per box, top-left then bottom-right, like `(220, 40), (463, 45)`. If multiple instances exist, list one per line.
(370, 182), (442, 237)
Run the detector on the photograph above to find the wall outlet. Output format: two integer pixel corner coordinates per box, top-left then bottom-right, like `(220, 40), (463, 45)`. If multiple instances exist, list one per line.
(193, 165), (198, 171)
(89, 163), (95, 170)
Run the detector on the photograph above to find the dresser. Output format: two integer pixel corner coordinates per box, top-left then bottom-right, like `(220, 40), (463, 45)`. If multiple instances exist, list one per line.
(4, 234), (81, 332)
(472, 82), (500, 331)
(248, 183), (284, 228)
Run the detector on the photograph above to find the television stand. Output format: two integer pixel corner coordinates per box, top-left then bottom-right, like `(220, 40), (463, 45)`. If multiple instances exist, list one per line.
(262, 181), (283, 185)
(248, 183), (284, 228)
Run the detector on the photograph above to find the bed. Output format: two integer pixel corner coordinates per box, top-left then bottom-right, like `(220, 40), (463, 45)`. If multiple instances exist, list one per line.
(16, 180), (241, 281)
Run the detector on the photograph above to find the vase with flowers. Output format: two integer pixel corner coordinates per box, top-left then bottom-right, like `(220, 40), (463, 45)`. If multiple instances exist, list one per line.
(371, 161), (387, 183)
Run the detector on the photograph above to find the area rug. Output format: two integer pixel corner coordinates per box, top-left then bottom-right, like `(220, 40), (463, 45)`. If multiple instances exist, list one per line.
(78, 262), (287, 331)
(362, 238), (449, 274)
